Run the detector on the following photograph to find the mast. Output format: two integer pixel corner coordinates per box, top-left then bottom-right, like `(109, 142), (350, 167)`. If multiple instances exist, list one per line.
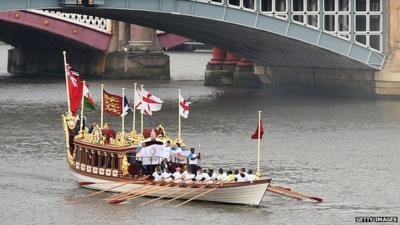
(133, 83), (137, 132)
(256, 111), (261, 178)
(140, 84), (144, 135)
(80, 81), (86, 133)
(62, 51), (71, 114)
(101, 84), (104, 128)
(178, 89), (182, 142)
(122, 88), (125, 134)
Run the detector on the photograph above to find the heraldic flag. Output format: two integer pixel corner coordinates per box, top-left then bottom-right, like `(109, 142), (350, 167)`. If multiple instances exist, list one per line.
(65, 63), (83, 115)
(103, 90), (123, 116)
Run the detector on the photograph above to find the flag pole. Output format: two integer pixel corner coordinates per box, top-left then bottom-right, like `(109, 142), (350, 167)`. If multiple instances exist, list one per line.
(178, 89), (182, 142)
(80, 81), (86, 134)
(101, 84), (104, 129)
(256, 111), (262, 178)
(122, 88), (125, 134)
(133, 83), (137, 132)
(140, 84), (144, 136)
(62, 51), (71, 114)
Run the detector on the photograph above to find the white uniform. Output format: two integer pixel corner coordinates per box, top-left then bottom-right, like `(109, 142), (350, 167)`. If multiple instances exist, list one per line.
(188, 153), (198, 165)
(152, 171), (163, 181)
(248, 174), (257, 182)
(216, 173), (227, 181)
(235, 173), (250, 182)
(173, 172), (182, 180)
(195, 173), (204, 181)
(162, 171), (172, 179)
(184, 173), (195, 181)
(203, 173), (212, 181)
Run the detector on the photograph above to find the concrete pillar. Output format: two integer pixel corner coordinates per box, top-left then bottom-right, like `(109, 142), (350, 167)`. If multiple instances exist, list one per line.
(129, 24), (159, 51)
(118, 22), (129, 49)
(254, 65), (273, 85)
(205, 47), (235, 86)
(107, 20), (119, 53)
(104, 24), (169, 79)
(223, 52), (240, 72)
(375, 0), (400, 96)
(233, 58), (263, 88)
(209, 47), (226, 64)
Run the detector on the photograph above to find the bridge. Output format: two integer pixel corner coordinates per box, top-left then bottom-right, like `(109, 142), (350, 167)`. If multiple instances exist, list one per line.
(0, 0), (399, 96)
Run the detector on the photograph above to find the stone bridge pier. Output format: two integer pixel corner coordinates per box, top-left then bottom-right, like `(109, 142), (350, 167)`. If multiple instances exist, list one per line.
(206, 0), (400, 97)
(4, 10), (169, 79)
(104, 23), (169, 79)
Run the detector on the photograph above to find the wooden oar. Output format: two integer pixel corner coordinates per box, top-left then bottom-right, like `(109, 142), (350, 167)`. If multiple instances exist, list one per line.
(106, 184), (156, 201)
(267, 185), (322, 203)
(111, 185), (172, 204)
(109, 185), (169, 204)
(81, 181), (133, 198)
(156, 183), (209, 206)
(174, 182), (223, 207)
(275, 186), (322, 202)
(104, 181), (156, 201)
(107, 181), (170, 202)
(140, 187), (183, 206)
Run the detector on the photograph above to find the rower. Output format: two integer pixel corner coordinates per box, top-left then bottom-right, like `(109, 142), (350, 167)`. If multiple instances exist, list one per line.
(172, 167), (183, 183)
(152, 166), (163, 181)
(183, 170), (195, 183)
(160, 158), (171, 173)
(248, 169), (257, 182)
(202, 169), (211, 181)
(203, 168), (217, 181)
(216, 168), (227, 181)
(235, 168), (250, 182)
(195, 168), (204, 181)
(162, 169), (172, 180)
(225, 170), (235, 182)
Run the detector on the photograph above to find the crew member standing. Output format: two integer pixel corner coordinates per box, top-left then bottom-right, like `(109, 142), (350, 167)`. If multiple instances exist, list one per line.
(188, 148), (200, 174)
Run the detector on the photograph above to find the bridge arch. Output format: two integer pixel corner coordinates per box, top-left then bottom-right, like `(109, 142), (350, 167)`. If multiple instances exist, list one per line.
(0, 10), (111, 51)
(58, 0), (386, 70)
(0, 0), (387, 70)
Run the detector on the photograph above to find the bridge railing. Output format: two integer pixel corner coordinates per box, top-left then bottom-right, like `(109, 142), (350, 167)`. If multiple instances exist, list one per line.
(55, 0), (384, 53)
(27, 9), (111, 34)
(191, 0), (384, 53)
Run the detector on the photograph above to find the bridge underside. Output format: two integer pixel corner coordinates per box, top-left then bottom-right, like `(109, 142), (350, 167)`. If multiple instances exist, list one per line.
(0, 20), (98, 53)
(62, 7), (381, 71)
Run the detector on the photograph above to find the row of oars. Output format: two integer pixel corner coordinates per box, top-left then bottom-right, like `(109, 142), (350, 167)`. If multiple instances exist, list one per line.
(79, 180), (223, 207)
(76, 180), (322, 205)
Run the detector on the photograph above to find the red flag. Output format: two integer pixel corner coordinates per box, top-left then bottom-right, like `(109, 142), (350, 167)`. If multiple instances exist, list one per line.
(251, 120), (264, 139)
(66, 64), (83, 115)
(103, 90), (123, 116)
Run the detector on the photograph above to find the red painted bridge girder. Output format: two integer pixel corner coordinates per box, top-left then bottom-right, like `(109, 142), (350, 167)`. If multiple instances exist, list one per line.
(157, 32), (190, 49)
(0, 10), (111, 51)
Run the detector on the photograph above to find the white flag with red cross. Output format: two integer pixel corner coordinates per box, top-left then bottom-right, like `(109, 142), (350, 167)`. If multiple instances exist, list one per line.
(139, 88), (164, 116)
(179, 92), (190, 119)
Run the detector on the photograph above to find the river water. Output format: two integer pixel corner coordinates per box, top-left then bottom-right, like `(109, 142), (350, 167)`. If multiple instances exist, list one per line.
(0, 45), (399, 225)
